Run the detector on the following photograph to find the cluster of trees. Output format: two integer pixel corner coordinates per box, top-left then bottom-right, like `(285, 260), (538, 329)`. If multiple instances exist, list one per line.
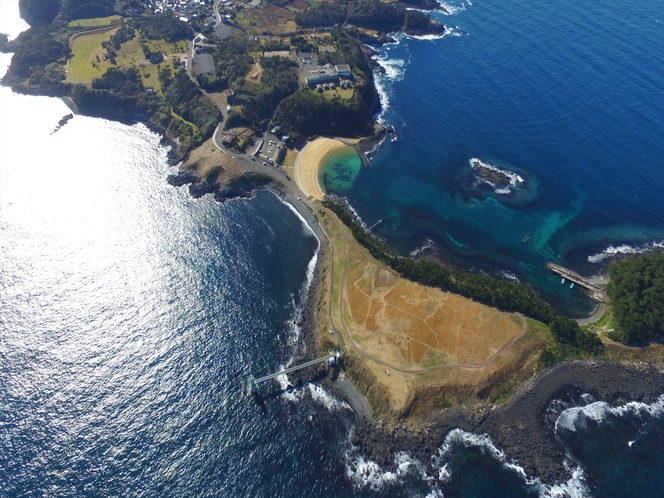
(273, 89), (374, 139)
(296, 0), (441, 36)
(18, 0), (60, 26)
(197, 34), (257, 92)
(230, 56), (299, 130)
(71, 67), (161, 118)
(161, 69), (221, 150)
(295, 4), (346, 28)
(607, 250), (664, 343)
(135, 11), (192, 42)
(539, 317), (605, 367)
(322, 199), (607, 364)
(289, 36), (314, 54)
(59, 0), (114, 21)
(4, 27), (69, 79)
(102, 23), (136, 63)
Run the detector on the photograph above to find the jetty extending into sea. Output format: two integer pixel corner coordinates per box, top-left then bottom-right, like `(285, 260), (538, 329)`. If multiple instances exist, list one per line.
(546, 263), (605, 302)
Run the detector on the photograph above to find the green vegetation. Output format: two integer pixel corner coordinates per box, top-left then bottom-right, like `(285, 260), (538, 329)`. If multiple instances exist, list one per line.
(68, 15), (122, 27)
(135, 11), (193, 42)
(68, 27), (119, 82)
(161, 69), (221, 150)
(296, 0), (442, 35)
(197, 33), (257, 91)
(491, 381), (517, 405)
(538, 317), (604, 367)
(606, 250), (664, 343)
(62, 0), (114, 21)
(7, 27), (69, 79)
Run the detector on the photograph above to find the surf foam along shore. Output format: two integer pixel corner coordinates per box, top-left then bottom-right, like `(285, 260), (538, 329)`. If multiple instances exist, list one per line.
(587, 240), (664, 263)
(343, 359), (664, 488)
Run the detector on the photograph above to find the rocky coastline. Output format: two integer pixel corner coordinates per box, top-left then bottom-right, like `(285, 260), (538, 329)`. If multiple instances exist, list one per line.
(470, 158), (512, 189)
(330, 359), (664, 485)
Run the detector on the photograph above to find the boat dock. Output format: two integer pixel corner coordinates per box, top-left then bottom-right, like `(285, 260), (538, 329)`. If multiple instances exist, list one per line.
(547, 263), (604, 301)
(248, 352), (340, 394)
(367, 219), (383, 232)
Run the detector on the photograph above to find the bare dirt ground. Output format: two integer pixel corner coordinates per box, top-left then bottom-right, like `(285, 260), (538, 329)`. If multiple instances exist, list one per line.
(316, 207), (548, 413)
(181, 138), (243, 182)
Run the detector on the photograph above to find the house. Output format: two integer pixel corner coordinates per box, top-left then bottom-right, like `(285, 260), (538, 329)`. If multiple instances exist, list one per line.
(294, 135), (307, 150)
(223, 134), (235, 145)
(335, 64), (351, 77)
(222, 88), (234, 103)
(304, 65), (338, 86)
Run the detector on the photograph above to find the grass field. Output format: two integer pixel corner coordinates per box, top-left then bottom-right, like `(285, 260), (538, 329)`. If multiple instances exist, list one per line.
(68, 15), (122, 28)
(320, 87), (354, 100)
(68, 27), (120, 82)
(69, 30), (180, 93)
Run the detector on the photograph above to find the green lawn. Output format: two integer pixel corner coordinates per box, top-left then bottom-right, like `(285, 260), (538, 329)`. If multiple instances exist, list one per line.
(69, 30), (180, 91)
(146, 39), (188, 55)
(68, 15), (123, 28)
(320, 87), (354, 100)
(68, 27), (119, 82)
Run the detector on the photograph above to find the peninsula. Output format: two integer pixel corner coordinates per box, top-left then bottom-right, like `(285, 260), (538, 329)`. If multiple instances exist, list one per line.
(4, 0), (664, 488)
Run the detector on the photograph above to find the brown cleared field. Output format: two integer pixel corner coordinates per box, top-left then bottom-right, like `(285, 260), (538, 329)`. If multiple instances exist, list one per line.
(237, 6), (296, 35)
(343, 237), (523, 370)
(181, 138), (243, 182)
(317, 207), (549, 413)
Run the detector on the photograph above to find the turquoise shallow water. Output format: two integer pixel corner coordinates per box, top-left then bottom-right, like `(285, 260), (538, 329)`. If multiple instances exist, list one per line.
(320, 146), (363, 195)
(333, 0), (664, 316)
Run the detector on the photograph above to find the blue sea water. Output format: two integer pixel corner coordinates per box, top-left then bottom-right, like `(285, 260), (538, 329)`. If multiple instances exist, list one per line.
(2, 1), (664, 496)
(336, 0), (664, 316)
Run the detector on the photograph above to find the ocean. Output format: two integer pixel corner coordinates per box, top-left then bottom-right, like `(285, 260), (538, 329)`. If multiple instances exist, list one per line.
(2, 0), (664, 496)
(322, 0), (664, 317)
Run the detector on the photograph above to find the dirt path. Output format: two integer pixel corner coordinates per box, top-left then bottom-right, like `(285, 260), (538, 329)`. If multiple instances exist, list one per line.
(322, 206), (528, 374)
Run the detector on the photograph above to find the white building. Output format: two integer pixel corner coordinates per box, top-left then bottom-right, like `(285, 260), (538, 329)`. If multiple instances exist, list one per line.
(335, 64), (351, 77)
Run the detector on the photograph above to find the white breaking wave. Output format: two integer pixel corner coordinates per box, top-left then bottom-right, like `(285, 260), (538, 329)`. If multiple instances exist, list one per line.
(470, 157), (525, 194)
(587, 240), (664, 263)
(372, 41), (408, 124)
(346, 452), (429, 491)
(435, 0), (467, 15)
(434, 429), (592, 497)
(498, 270), (521, 283)
(307, 384), (352, 412)
(555, 394), (664, 434)
(443, 25), (466, 37)
(407, 32), (446, 41)
(410, 238), (435, 257)
(278, 196), (321, 346)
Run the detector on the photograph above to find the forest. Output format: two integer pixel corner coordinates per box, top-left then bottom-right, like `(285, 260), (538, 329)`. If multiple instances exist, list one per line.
(295, 0), (442, 35)
(607, 250), (664, 343)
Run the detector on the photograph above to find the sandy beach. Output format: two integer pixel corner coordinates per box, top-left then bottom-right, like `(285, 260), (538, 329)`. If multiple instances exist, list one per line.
(294, 137), (348, 200)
